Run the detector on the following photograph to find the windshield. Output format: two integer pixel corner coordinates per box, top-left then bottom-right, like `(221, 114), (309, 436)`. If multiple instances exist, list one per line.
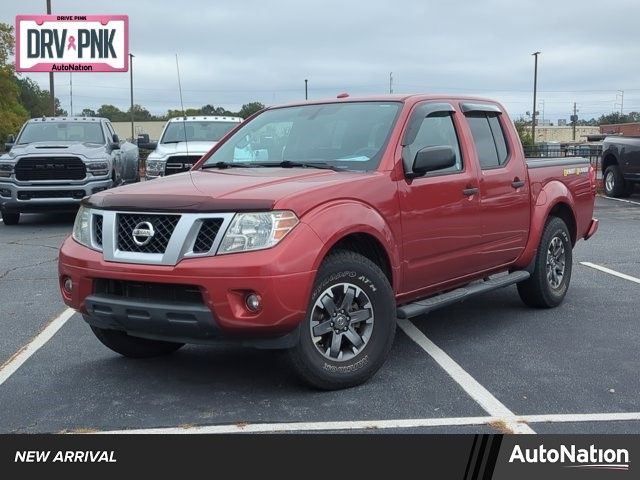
(161, 121), (239, 143)
(17, 122), (105, 144)
(202, 102), (401, 171)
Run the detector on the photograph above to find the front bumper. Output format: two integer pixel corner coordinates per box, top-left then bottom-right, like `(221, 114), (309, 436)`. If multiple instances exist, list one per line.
(0, 178), (113, 213)
(58, 223), (322, 342)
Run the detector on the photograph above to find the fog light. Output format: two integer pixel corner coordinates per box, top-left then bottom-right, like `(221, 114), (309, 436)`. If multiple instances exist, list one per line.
(63, 277), (73, 293)
(245, 293), (262, 312)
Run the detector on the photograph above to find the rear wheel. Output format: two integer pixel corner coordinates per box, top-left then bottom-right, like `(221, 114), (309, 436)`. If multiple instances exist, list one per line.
(288, 250), (396, 390)
(517, 217), (572, 308)
(90, 325), (184, 358)
(1, 211), (19, 225)
(604, 165), (632, 198)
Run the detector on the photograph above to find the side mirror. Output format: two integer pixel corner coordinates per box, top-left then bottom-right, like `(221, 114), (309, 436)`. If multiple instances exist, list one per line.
(110, 134), (120, 149)
(410, 146), (456, 177)
(138, 141), (157, 150)
(4, 134), (15, 152)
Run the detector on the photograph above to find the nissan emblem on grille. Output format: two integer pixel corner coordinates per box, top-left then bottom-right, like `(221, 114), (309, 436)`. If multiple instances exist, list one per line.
(132, 221), (155, 246)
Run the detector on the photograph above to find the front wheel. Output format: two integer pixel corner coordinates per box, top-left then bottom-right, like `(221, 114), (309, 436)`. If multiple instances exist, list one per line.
(517, 217), (572, 308)
(288, 250), (396, 390)
(1, 211), (19, 225)
(90, 325), (184, 358)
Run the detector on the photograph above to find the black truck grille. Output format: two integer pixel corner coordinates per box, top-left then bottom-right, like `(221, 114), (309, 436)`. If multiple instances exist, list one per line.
(94, 279), (204, 304)
(192, 219), (224, 253)
(117, 213), (180, 254)
(94, 215), (103, 247)
(15, 157), (86, 181)
(164, 155), (201, 175)
(17, 189), (85, 200)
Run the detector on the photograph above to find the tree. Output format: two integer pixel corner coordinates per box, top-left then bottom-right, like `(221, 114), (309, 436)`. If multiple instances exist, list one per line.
(597, 111), (640, 125)
(238, 102), (265, 119)
(126, 104), (153, 121)
(96, 104), (127, 121)
(80, 108), (96, 117)
(0, 23), (28, 142)
(513, 117), (533, 147)
(17, 77), (65, 117)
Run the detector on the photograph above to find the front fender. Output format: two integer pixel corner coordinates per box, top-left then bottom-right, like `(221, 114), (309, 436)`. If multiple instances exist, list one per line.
(302, 200), (402, 293)
(514, 179), (575, 268)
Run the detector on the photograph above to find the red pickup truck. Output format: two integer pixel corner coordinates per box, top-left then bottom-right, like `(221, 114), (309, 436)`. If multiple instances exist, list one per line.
(59, 95), (598, 389)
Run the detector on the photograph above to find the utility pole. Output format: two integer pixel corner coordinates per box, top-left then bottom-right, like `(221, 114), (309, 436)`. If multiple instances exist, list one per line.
(531, 52), (540, 146)
(389, 72), (393, 94)
(69, 73), (73, 116)
(129, 53), (135, 141)
(304, 79), (308, 100)
(47, 0), (55, 116)
(572, 102), (577, 141)
(616, 90), (624, 115)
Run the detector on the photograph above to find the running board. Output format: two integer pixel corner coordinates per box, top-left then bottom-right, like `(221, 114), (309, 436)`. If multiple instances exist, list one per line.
(396, 271), (530, 319)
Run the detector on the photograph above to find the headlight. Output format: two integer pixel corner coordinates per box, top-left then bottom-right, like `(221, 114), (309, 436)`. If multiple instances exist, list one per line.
(72, 206), (92, 247)
(86, 162), (109, 175)
(0, 163), (14, 178)
(218, 211), (299, 254)
(146, 159), (165, 174)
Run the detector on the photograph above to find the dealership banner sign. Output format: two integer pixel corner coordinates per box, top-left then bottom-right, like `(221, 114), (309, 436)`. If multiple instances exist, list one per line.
(15, 15), (128, 72)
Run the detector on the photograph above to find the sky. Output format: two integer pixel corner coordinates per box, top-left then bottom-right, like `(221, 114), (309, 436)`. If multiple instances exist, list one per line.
(2, 0), (640, 122)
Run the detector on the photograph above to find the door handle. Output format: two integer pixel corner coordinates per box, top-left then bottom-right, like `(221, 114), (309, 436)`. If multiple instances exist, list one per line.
(511, 178), (525, 188)
(463, 187), (479, 196)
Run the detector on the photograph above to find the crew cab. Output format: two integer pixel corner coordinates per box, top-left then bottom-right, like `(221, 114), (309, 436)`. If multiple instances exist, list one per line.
(145, 116), (243, 179)
(0, 117), (139, 225)
(601, 136), (640, 197)
(58, 95), (598, 390)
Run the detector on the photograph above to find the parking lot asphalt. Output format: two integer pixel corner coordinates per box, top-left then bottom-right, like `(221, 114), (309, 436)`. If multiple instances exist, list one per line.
(0, 195), (638, 434)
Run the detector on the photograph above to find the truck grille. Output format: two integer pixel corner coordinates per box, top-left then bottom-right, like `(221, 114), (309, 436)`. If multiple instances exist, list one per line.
(15, 157), (86, 181)
(94, 214), (103, 247)
(94, 279), (204, 304)
(17, 189), (85, 200)
(193, 219), (224, 253)
(164, 155), (201, 175)
(116, 213), (180, 254)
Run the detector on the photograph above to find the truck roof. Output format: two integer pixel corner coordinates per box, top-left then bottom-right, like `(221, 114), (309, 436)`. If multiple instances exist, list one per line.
(269, 94), (503, 109)
(28, 116), (109, 123)
(167, 116), (243, 123)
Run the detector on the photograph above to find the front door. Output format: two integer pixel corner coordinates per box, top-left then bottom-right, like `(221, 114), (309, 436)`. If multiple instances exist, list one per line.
(398, 102), (483, 296)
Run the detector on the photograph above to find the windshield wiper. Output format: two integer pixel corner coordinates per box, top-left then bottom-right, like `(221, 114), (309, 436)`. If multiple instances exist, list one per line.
(256, 160), (346, 171)
(201, 161), (253, 169)
(161, 140), (183, 144)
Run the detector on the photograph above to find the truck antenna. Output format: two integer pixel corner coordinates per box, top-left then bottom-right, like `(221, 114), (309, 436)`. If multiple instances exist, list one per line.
(175, 53), (189, 157)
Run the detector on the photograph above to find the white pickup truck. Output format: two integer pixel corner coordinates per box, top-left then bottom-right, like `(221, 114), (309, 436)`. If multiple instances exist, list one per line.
(0, 116), (139, 225)
(145, 116), (242, 179)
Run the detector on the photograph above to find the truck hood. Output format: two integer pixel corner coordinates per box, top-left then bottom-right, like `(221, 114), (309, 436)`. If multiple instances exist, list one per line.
(3, 141), (107, 160)
(85, 167), (374, 213)
(153, 141), (217, 158)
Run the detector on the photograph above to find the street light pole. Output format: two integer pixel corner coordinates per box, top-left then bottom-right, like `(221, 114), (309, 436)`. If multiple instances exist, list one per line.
(304, 79), (308, 100)
(129, 53), (135, 141)
(531, 51), (540, 146)
(47, 0), (55, 116)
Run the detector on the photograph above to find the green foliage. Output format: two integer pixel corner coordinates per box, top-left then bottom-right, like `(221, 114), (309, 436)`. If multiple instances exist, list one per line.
(238, 102), (265, 119)
(17, 77), (66, 117)
(514, 117), (533, 147)
(96, 104), (128, 121)
(597, 112), (640, 125)
(0, 23), (28, 142)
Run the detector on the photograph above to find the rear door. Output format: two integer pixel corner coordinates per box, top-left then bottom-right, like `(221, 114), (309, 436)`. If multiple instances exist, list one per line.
(398, 102), (483, 295)
(461, 103), (530, 269)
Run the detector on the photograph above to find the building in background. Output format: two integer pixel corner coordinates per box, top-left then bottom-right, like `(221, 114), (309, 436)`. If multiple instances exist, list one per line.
(600, 122), (640, 136)
(523, 125), (600, 143)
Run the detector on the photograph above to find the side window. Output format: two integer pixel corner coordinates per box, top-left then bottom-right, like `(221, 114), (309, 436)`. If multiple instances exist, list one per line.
(466, 113), (509, 169)
(404, 114), (463, 174)
(105, 122), (116, 141)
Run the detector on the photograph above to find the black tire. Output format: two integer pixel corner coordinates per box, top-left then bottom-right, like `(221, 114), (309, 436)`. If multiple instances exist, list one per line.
(90, 325), (184, 358)
(1, 211), (19, 225)
(604, 165), (632, 198)
(288, 250), (396, 390)
(517, 217), (572, 308)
